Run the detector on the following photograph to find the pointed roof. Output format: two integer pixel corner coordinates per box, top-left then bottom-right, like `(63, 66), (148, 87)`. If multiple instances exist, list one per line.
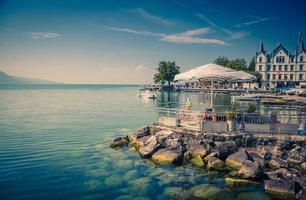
(259, 40), (265, 53)
(297, 32), (305, 54)
(272, 43), (290, 56)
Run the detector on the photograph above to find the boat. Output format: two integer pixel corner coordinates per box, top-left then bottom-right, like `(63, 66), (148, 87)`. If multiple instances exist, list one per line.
(138, 90), (157, 99)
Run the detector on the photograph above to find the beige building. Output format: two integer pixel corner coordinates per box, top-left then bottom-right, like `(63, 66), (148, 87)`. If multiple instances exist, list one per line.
(255, 33), (305, 89)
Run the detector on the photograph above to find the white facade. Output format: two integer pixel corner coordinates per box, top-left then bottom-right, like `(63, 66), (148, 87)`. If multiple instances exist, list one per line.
(255, 33), (306, 89)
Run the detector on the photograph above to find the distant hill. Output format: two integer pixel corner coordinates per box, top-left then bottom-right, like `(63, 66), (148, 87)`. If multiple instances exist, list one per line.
(0, 70), (57, 84)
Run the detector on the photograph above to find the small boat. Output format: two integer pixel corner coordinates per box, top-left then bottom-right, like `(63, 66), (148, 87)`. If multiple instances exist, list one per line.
(138, 90), (157, 99)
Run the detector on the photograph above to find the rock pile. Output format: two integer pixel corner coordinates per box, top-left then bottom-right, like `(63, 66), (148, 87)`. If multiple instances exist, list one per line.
(111, 125), (306, 199)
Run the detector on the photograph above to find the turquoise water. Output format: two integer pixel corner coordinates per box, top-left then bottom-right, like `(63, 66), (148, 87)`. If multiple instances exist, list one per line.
(0, 85), (269, 200)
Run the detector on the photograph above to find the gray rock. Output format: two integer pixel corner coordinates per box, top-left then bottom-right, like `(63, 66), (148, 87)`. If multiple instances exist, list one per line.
(151, 147), (184, 165)
(296, 189), (306, 200)
(226, 149), (249, 170)
(215, 141), (238, 160)
(264, 179), (298, 199)
(265, 168), (299, 180)
(138, 136), (162, 158)
(268, 157), (289, 170)
(238, 160), (262, 179)
(136, 126), (151, 138)
(207, 156), (225, 171)
(287, 146), (306, 165)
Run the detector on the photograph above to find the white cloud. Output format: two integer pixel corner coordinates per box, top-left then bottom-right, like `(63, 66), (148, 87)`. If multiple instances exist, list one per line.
(28, 32), (61, 39)
(196, 13), (249, 40)
(235, 16), (277, 28)
(98, 24), (228, 46)
(131, 8), (175, 26)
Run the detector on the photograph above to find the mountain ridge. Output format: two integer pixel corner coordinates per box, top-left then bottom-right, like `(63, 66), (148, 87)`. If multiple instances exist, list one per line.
(0, 70), (57, 84)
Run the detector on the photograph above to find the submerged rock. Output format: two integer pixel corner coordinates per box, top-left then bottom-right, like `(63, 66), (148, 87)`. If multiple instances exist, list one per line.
(138, 136), (162, 158)
(226, 149), (249, 170)
(264, 179), (298, 199)
(110, 135), (130, 148)
(237, 192), (271, 200)
(225, 177), (261, 187)
(163, 187), (184, 199)
(238, 160), (262, 179)
(188, 184), (234, 200)
(151, 148), (183, 165)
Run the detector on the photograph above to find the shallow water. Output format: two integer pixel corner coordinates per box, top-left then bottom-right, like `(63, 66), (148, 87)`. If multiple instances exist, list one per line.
(0, 85), (280, 200)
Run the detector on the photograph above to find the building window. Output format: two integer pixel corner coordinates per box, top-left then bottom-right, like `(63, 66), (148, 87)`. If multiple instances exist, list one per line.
(299, 65), (304, 71)
(259, 56), (262, 62)
(278, 65), (282, 71)
(299, 74), (303, 80)
(300, 55), (304, 62)
(259, 65), (262, 71)
(290, 65), (294, 71)
(267, 65), (270, 71)
(291, 57), (294, 62)
(290, 74), (294, 80)
(278, 74), (282, 80)
(273, 65), (276, 71)
(284, 65), (288, 71)
(284, 74), (288, 80)
(267, 74), (270, 80)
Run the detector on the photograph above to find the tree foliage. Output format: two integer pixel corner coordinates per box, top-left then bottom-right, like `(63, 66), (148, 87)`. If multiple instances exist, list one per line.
(154, 61), (180, 86)
(248, 57), (256, 71)
(214, 56), (261, 83)
(213, 56), (247, 71)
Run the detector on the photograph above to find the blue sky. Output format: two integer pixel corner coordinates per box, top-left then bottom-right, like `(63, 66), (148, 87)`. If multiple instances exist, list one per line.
(0, 0), (305, 83)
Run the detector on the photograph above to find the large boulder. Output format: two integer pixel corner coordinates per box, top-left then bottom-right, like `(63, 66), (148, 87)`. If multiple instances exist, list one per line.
(155, 130), (174, 145)
(185, 139), (209, 159)
(207, 156), (225, 171)
(226, 150), (249, 170)
(214, 141), (238, 160)
(138, 136), (162, 158)
(287, 146), (306, 165)
(264, 179), (298, 199)
(110, 135), (130, 148)
(238, 160), (263, 179)
(151, 148), (184, 165)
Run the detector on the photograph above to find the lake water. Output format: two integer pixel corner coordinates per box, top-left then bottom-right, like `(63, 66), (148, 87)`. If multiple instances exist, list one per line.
(0, 85), (282, 200)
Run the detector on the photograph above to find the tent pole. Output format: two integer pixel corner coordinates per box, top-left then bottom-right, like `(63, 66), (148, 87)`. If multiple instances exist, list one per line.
(210, 78), (213, 107)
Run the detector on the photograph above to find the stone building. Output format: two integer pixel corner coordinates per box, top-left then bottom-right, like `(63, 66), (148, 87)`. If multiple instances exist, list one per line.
(255, 33), (305, 89)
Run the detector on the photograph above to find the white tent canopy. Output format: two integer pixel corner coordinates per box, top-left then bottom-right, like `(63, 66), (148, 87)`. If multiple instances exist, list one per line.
(175, 63), (256, 83)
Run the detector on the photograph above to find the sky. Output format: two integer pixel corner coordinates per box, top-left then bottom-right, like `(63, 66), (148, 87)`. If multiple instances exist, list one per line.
(0, 0), (305, 84)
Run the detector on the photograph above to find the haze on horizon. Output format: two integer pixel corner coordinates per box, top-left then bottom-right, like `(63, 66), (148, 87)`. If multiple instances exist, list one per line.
(0, 0), (305, 84)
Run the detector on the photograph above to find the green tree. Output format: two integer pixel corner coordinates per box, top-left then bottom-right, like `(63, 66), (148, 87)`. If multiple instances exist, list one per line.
(213, 56), (229, 67)
(249, 57), (256, 71)
(154, 61), (180, 86)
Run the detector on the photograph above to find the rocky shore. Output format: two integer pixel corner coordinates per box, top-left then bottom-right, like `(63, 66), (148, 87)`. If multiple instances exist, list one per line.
(111, 125), (306, 200)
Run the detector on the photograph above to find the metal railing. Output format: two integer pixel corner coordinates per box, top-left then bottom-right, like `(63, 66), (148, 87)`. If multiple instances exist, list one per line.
(156, 106), (306, 134)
